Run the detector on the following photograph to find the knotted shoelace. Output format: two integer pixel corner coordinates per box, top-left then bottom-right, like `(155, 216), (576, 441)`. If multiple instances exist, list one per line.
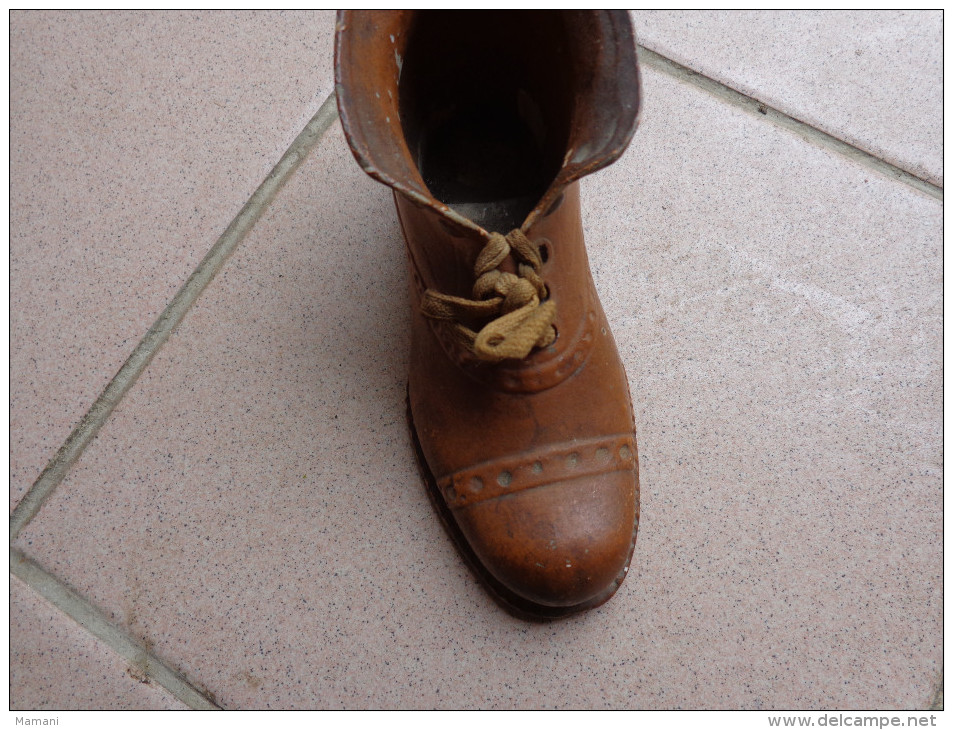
(421, 229), (557, 363)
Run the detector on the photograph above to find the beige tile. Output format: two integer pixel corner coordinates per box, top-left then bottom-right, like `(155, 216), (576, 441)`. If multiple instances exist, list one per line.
(11, 575), (187, 710)
(10, 10), (336, 509)
(631, 10), (942, 186)
(15, 62), (941, 709)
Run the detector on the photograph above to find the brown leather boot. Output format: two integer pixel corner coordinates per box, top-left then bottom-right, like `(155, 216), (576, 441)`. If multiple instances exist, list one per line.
(335, 10), (641, 619)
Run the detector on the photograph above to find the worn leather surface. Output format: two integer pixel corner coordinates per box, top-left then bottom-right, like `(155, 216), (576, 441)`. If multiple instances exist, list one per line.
(336, 10), (641, 616)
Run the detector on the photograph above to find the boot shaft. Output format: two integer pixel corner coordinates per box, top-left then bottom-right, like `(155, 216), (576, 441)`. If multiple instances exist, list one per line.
(335, 10), (641, 237)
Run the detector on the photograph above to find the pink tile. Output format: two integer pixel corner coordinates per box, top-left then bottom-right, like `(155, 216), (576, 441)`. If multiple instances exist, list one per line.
(10, 10), (335, 508)
(631, 10), (943, 186)
(15, 63), (941, 709)
(11, 575), (187, 709)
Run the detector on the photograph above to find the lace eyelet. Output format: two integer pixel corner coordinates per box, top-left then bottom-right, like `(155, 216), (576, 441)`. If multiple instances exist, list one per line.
(537, 239), (551, 264)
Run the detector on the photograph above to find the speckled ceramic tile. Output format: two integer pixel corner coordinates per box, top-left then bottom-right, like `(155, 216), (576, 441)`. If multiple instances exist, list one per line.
(630, 10), (942, 186)
(11, 575), (187, 710)
(15, 61), (941, 708)
(10, 10), (336, 509)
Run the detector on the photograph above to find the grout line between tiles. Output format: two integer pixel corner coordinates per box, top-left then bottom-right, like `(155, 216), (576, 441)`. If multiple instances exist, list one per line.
(11, 547), (220, 710)
(637, 45), (943, 202)
(10, 91), (340, 540)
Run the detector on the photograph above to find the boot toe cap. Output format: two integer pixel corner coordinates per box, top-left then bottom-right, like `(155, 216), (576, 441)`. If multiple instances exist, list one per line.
(455, 467), (638, 611)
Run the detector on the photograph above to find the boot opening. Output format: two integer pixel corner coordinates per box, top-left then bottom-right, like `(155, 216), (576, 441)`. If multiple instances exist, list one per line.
(399, 11), (574, 233)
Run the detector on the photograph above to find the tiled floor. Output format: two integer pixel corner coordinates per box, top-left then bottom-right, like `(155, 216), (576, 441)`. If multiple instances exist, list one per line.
(10, 10), (336, 511)
(10, 11), (942, 710)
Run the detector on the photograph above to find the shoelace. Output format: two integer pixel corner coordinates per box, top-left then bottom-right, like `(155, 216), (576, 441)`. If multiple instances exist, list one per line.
(421, 229), (557, 363)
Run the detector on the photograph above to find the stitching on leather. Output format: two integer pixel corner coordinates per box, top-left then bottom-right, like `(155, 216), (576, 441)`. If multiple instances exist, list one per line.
(436, 434), (637, 510)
